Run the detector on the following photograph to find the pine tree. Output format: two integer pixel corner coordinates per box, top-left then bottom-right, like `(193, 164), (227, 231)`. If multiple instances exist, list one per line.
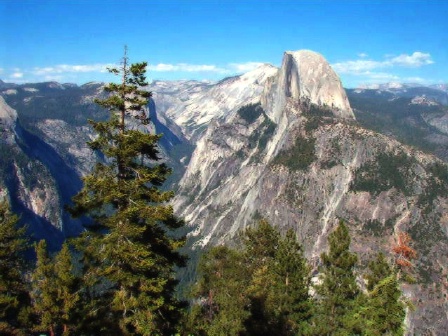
(68, 47), (186, 335)
(188, 221), (313, 336)
(188, 246), (250, 336)
(243, 224), (312, 336)
(312, 221), (360, 335)
(243, 220), (281, 335)
(355, 252), (405, 335)
(32, 241), (79, 335)
(53, 243), (80, 336)
(0, 200), (31, 336)
(32, 240), (58, 336)
(269, 230), (312, 335)
(365, 252), (392, 291)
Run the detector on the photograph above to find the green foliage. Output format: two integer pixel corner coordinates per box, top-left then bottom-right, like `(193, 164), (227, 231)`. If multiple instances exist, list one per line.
(0, 201), (31, 335)
(273, 136), (316, 171)
(247, 117), (276, 153)
(237, 103), (264, 124)
(188, 220), (407, 336)
(364, 252), (392, 291)
(303, 103), (335, 133)
(188, 220), (312, 336)
(312, 221), (360, 335)
(31, 240), (79, 336)
(67, 49), (186, 335)
(188, 246), (250, 336)
(417, 161), (448, 212)
(351, 151), (414, 195)
(354, 253), (405, 335)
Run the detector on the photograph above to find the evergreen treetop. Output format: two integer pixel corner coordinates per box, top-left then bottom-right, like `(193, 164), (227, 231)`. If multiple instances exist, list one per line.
(0, 200), (31, 335)
(68, 47), (186, 335)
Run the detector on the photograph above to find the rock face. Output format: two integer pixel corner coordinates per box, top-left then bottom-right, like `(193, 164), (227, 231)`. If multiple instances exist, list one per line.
(173, 50), (448, 335)
(155, 64), (278, 141)
(262, 50), (353, 124)
(0, 96), (17, 144)
(0, 81), (190, 246)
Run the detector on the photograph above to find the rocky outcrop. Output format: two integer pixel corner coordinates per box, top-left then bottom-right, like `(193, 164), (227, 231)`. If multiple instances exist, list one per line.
(173, 50), (448, 335)
(158, 64), (278, 141)
(262, 50), (353, 123)
(0, 96), (18, 144)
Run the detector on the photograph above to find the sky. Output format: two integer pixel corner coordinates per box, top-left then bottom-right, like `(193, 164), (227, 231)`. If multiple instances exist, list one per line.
(1, 0), (447, 88)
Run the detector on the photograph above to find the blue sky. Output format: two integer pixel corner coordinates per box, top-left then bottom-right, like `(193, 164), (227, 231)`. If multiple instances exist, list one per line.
(1, 0), (447, 88)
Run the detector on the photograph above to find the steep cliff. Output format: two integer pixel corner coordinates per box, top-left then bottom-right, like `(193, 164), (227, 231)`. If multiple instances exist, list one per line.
(173, 50), (448, 334)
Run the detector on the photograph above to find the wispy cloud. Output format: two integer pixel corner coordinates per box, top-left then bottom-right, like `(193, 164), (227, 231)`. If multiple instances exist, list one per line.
(148, 63), (228, 73)
(389, 52), (433, 67)
(31, 62), (266, 76)
(332, 51), (435, 86)
(332, 51), (434, 75)
(32, 64), (114, 75)
(4, 60), (269, 84)
(228, 62), (265, 72)
(11, 72), (24, 79)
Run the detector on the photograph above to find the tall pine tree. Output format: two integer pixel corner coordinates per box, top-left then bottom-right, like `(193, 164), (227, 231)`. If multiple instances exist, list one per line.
(312, 221), (360, 335)
(68, 47), (186, 335)
(187, 246), (250, 336)
(354, 252), (405, 335)
(32, 240), (57, 336)
(0, 201), (31, 335)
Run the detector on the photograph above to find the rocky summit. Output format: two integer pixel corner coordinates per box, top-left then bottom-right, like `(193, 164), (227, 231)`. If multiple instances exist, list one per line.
(1, 50), (447, 334)
(173, 50), (448, 334)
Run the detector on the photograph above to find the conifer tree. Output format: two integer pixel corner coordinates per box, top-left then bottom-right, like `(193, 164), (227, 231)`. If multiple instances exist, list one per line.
(68, 47), (186, 335)
(32, 241), (79, 335)
(32, 240), (57, 336)
(188, 246), (250, 336)
(243, 224), (312, 335)
(189, 221), (313, 336)
(364, 252), (392, 291)
(269, 230), (312, 335)
(0, 201), (31, 335)
(359, 253), (405, 336)
(243, 220), (281, 335)
(312, 221), (360, 335)
(53, 243), (80, 336)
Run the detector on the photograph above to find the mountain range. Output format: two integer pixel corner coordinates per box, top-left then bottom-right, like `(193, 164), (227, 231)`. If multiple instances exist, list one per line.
(1, 50), (448, 334)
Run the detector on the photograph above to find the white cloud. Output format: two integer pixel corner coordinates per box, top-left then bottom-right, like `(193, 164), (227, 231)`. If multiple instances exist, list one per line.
(332, 51), (434, 76)
(6, 60), (267, 84)
(388, 52), (434, 67)
(403, 76), (427, 84)
(33, 63), (114, 75)
(362, 71), (399, 80)
(11, 72), (24, 79)
(357, 53), (368, 58)
(229, 62), (264, 72)
(44, 75), (64, 82)
(332, 60), (384, 74)
(148, 63), (228, 73)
